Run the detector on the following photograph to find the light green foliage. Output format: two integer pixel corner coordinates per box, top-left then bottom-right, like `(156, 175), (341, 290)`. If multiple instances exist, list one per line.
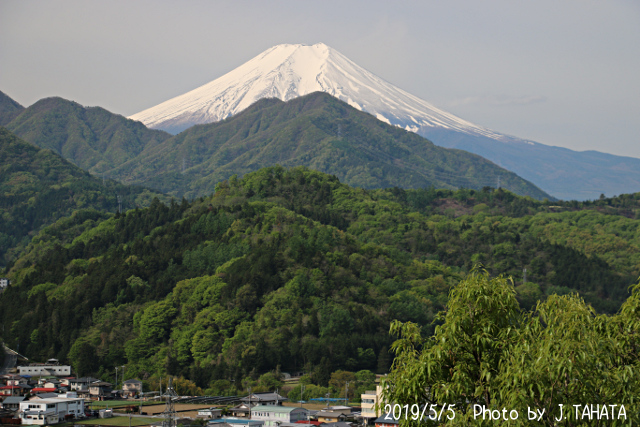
(383, 271), (640, 426)
(3, 165), (640, 393)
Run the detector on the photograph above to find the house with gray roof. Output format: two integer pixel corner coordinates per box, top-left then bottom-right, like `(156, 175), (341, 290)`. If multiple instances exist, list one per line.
(0, 396), (24, 412)
(240, 392), (287, 406)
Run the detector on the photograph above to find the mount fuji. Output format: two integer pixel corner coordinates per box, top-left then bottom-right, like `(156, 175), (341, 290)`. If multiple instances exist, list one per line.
(129, 43), (503, 139)
(129, 43), (640, 201)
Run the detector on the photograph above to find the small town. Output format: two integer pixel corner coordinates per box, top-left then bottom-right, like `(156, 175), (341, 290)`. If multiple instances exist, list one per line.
(0, 359), (389, 427)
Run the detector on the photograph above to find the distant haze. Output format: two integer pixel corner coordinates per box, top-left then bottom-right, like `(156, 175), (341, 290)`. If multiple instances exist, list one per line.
(1, 0), (639, 158)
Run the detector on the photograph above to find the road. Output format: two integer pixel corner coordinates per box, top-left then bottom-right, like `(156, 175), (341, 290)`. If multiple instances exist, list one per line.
(0, 343), (18, 374)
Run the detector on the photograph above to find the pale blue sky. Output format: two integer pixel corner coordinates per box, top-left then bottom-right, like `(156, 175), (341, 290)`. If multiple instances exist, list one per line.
(2, 0), (639, 158)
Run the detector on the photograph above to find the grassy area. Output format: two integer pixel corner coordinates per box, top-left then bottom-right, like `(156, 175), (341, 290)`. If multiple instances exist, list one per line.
(88, 400), (156, 409)
(68, 416), (163, 426)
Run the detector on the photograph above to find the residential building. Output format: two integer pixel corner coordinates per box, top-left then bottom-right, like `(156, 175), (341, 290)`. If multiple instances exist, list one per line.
(30, 387), (58, 394)
(320, 406), (353, 416)
(374, 414), (398, 427)
(4, 375), (27, 386)
(322, 423), (354, 427)
(0, 278), (9, 291)
(251, 405), (308, 427)
(18, 396), (85, 425)
(0, 384), (31, 396)
(315, 411), (346, 423)
(29, 393), (58, 400)
(240, 392), (287, 406)
(229, 402), (255, 418)
(69, 377), (99, 392)
(0, 396), (24, 412)
(197, 407), (223, 419)
(89, 381), (112, 399)
(208, 418), (265, 427)
(17, 363), (71, 377)
(360, 386), (383, 421)
(122, 379), (143, 397)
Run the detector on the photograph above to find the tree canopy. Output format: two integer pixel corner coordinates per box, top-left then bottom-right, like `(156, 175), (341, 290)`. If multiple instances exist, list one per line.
(383, 269), (640, 426)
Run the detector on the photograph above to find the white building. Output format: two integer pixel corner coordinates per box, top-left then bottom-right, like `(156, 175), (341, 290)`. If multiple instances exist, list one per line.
(361, 386), (383, 421)
(18, 364), (71, 377)
(197, 407), (223, 419)
(19, 396), (85, 425)
(251, 405), (308, 427)
(0, 278), (9, 291)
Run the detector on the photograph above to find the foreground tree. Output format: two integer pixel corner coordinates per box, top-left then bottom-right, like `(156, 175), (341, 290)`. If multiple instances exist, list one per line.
(383, 269), (639, 426)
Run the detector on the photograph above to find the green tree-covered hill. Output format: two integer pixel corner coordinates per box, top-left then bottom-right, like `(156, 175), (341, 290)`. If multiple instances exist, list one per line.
(0, 91), (25, 126)
(0, 127), (166, 265)
(0, 166), (636, 389)
(4, 91), (550, 200)
(5, 97), (171, 173)
(113, 92), (550, 200)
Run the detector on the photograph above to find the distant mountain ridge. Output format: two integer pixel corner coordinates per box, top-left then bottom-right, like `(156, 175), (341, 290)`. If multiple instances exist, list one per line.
(6, 97), (171, 174)
(116, 92), (550, 200)
(128, 43), (640, 201)
(420, 128), (640, 201)
(0, 90), (550, 200)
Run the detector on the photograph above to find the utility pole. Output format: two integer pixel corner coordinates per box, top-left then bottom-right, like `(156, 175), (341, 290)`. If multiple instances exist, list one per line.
(139, 383), (143, 414)
(345, 382), (349, 406)
(523, 268), (527, 284)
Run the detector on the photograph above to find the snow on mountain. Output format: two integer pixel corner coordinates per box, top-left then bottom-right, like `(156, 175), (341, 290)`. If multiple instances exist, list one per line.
(129, 43), (511, 140)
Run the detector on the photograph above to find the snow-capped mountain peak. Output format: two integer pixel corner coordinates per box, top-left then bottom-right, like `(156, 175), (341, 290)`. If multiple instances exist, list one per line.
(129, 42), (508, 140)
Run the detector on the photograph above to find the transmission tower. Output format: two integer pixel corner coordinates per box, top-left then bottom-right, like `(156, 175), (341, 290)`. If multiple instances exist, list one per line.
(161, 377), (178, 427)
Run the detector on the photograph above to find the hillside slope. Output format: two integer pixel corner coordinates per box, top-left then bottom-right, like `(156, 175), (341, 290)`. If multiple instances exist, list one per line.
(118, 93), (550, 200)
(0, 127), (166, 265)
(6, 97), (171, 174)
(0, 167), (636, 387)
(0, 91), (25, 126)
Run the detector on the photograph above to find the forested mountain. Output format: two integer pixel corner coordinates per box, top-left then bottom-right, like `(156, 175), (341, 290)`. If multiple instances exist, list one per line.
(0, 91), (24, 126)
(0, 127), (166, 266)
(117, 92), (550, 200)
(4, 97), (171, 173)
(0, 166), (637, 390)
(2, 91), (550, 201)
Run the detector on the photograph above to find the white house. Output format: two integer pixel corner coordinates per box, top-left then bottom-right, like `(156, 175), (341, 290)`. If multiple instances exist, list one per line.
(0, 278), (9, 291)
(250, 405), (308, 427)
(19, 396), (85, 425)
(197, 407), (223, 419)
